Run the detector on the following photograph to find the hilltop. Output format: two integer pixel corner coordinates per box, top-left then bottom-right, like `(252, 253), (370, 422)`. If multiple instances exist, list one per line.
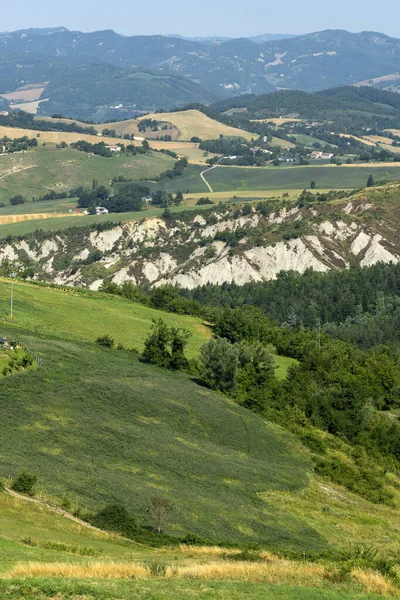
(1, 28), (400, 119)
(2, 183), (400, 290)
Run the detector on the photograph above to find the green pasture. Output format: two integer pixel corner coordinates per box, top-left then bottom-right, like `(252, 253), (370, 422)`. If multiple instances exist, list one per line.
(0, 578), (387, 600)
(0, 280), (209, 357)
(0, 146), (175, 202)
(0, 324), (315, 549)
(147, 163), (400, 194)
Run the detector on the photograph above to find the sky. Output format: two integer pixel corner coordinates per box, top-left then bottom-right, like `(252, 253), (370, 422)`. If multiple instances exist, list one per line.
(2, 0), (400, 38)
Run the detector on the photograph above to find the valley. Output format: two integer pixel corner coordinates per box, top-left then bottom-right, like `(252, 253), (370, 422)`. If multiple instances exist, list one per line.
(1, 21), (400, 600)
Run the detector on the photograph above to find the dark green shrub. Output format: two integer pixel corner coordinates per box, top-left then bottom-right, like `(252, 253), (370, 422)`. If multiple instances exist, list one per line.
(95, 334), (114, 348)
(11, 471), (37, 496)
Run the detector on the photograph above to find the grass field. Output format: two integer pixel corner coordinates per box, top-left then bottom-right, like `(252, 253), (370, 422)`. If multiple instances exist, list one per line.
(147, 163), (400, 194)
(35, 110), (255, 143)
(138, 110), (255, 142)
(0, 125), (130, 147)
(0, 323), (313, 548)
(0, 146), (175, 202)
(0, 579), (389, 600)
(0, 280), (209, 357)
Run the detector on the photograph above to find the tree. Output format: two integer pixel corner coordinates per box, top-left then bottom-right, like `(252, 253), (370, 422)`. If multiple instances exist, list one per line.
(11, 471), (37, 496)
(140, 319), (171, 368)
(140, 319), (191, 370)
(200, 337), (239, 392)
(9, 195), (25, 206)
(150, 497), (171, 534)
(170, 328), (192, 370)
(310, 181), (316, 189)
(174, 191), (184, 205)
(367, 174), (375, 188)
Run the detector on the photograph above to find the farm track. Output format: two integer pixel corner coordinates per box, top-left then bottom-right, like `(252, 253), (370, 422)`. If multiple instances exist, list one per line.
(200, 165), (217, 192)
(5, 488), (104, 533)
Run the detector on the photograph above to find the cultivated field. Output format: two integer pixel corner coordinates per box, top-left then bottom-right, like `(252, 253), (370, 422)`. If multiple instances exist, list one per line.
(0, 84), (46, 103)
(148, 163), (400, 194)
(0, 146), (175, 201)
(138, 110), (255, 141)
(0, 125), (128, 147)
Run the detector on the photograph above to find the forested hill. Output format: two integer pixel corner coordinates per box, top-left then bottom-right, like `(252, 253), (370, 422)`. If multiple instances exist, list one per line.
(212, 86), (400, 120)
(1, 27), (400, 120)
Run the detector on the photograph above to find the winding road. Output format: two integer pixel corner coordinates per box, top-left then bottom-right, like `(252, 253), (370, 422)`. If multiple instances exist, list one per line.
(200, 165), (217, 193)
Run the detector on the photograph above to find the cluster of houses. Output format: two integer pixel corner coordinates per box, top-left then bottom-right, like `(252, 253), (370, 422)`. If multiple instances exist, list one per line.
(307, 151), (334, 160)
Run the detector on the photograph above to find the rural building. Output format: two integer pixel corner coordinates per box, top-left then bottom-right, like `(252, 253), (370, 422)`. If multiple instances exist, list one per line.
(106, 145), (122, 152)
(308, 151), (334, 160)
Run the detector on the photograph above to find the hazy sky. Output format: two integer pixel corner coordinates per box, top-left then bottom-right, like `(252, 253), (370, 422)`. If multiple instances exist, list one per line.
(3, 0), (400, 38)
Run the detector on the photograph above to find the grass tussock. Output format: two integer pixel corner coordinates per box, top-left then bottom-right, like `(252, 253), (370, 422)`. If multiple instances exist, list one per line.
(352, 568), (399, 597)
(5, 559), (400, 597)
(175, 560), (325, 585)
(7, 561), (148, 580)
(177, 545), (277, 561)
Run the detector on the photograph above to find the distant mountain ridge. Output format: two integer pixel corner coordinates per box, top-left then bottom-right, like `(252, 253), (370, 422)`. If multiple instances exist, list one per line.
(0, 27), (399, 120)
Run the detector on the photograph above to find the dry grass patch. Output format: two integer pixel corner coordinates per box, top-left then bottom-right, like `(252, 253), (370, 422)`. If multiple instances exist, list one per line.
(138, 110), (254, 142)
(0, 213), (81, 225)
(0, 126), (126, 147)
(7, 562), (149, 580)
(175, 560), (325, 586)
(352, 569), (399, 597)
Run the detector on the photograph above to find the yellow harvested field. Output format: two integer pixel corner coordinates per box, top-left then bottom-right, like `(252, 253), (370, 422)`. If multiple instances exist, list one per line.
(0, 126), (128, 147)
(10, 99), (48, 114)
(337, 133), (375, 146)
(0, 213), (83, 225)
(363, 135), (394, 145)
(0, 86), (45, 102)
(385, 129), (400, 137)
(183, 190), (305, 203)
(138, 110), (255, 141)
(271, 136), (296, 148)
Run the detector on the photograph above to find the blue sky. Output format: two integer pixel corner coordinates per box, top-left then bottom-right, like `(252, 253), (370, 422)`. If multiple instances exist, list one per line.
(3, 0), (400, 38)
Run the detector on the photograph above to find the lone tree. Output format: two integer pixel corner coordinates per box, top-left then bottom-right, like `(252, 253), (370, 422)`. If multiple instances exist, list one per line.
(11, 471), (37, 496)
(150, 497), (171, 534)
(367, 174), (375, 188)
(140, 319), (192, 371)
(310, 181), (316, 189)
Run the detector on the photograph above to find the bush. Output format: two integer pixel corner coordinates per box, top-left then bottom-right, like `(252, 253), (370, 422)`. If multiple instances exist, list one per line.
(90, 503), (138, 538)
(11, 471), (37, 496)
(196, 197), (214, 205)
(95, 334), (114, 348)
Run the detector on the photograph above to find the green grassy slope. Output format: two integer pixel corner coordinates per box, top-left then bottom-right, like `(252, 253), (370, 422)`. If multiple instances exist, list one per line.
(0, 280), (209, 358)
(0, 146), (175, 202)
(0, 325), (316, 549)
(206, 165), (400, 192)
(0, 579), (387, 600)
(147, 164), (400, 194)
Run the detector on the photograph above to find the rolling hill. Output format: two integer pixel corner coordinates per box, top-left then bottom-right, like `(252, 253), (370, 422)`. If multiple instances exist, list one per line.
(1, 28), (400, 119)
(2, 182), (400, 291)
(0, 145), (175, 202)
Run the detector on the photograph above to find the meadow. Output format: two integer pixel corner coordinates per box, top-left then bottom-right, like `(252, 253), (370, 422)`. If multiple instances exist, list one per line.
(0, 145), (175, 202)
(0, 280), (209, 357)
(0, 323), (314, 548)
(147, 163), (400, 194)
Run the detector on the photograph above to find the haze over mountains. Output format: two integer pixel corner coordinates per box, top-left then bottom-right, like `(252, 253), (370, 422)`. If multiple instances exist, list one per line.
(0, 26), (400, 120)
